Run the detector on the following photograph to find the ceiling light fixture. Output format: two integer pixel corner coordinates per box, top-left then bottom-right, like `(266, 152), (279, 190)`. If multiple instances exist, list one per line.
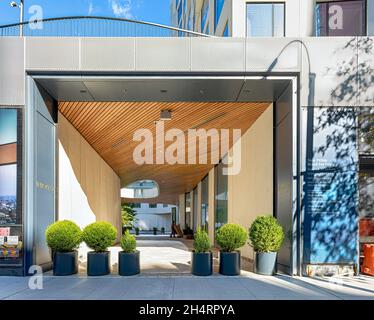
(160, 110), (172, 121)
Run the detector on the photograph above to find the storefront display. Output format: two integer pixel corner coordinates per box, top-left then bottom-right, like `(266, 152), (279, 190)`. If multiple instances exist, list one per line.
(0, 108), (23, 269)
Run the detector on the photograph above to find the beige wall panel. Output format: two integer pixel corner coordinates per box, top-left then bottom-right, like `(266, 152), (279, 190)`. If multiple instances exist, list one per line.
(228, 104), (273, 260)
(58, 112), (122, 240)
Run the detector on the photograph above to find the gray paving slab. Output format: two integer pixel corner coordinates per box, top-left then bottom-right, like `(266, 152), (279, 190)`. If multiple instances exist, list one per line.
(173, 277), (256, 300)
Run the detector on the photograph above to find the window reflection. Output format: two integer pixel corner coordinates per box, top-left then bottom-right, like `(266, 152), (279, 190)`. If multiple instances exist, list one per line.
(0, 108), (22, 266)
(315, 0), (366, 36)
(246, 2), (285, 37)
(201, 175), (209, 232)
(215, 160), (228, 231)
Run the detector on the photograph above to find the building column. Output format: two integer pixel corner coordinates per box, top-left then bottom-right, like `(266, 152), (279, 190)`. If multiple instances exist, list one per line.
(189, 190), (194, 229)
(300, 0), (316, 36)
(178, 193), (185, 228)
(207, 168), (215, 244)
(196, 182), (202, 230)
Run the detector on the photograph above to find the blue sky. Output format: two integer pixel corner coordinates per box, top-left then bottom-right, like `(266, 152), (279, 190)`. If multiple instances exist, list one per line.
(0, 0), (171, 26)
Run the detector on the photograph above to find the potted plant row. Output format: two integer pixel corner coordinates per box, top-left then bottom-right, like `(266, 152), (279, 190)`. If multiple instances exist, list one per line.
(249, 215), (284, 275)
(46, 220), (141, 277)
(216, 224), (248, 276)
(191, 229), (212, 276)
(47, 217), (284, 278)
(82, 221), (117, 276)
(46, 220), (82, 276)
(119, 230), (140, 276)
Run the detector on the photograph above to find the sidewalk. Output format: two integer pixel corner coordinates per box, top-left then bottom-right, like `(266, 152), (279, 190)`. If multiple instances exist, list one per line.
(0, 273), (373, 300)
(1, 238), (372, 300)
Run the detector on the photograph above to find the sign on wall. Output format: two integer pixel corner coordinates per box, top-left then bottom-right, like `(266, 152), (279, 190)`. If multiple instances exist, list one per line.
(302, 107), (359, 265)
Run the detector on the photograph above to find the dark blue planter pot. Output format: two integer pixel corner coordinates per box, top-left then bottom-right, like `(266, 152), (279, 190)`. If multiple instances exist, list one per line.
(118, 251), (140, 276)
(53, 251), (78, 276)
(87, 251), (111, 276)
(191, 251), (213, 276)
(219, 251), (241, 276)
(255, 252), (277, 275)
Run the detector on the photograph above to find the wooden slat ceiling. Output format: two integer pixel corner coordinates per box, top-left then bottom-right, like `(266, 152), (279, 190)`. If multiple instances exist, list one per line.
(58, 101), (271, 204)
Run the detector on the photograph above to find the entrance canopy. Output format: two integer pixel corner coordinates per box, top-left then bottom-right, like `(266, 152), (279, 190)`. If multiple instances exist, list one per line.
(35, 76), (291, 204)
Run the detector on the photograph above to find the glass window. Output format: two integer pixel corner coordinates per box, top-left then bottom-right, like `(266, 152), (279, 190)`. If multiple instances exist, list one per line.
(369, 0), (374, 35)
(223, 21), (229, 37)
(215, 0), (225, 28)
(201, 175), (209, 231)
(178, 1), (183, 25)
(149, 203), (157, 208)
(315, 0), (366, 36)
(215, 160), (228, 231)
(246, 2), (285, 37)
(193, 187), (198, 231)
(185, 192), (191, 228)
(201, 0), (209, 31)
(358, 108), (374, 266)
(132, 203), (141, 208)
(0, 108), (23, 266)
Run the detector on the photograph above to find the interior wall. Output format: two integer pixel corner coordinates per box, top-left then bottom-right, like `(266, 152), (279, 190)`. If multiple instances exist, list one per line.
(228, 104), (274, 260)
(58, 112), (122, 240)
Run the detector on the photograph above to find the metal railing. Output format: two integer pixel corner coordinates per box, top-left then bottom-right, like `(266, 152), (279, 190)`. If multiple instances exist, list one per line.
(0, 16), (213, 37)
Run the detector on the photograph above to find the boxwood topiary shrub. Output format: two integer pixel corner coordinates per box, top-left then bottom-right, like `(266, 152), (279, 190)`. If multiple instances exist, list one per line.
(194, 229), (211, 253)
(249, 215), (284, 253)
(82, 221), (117, 252)
(216, 224), (248, 252)
(120, 230), (136, 253)
(45, 220), (82, 252)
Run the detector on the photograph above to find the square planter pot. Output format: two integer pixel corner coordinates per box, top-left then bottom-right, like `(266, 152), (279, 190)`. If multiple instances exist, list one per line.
(53, 251), (78, 276)
(87, 251), (111, 276)
(255, 252), (277, 276)
(219, 251), (241, 276)
(118, 251), (140, 276)
(191, 251), (213, 276)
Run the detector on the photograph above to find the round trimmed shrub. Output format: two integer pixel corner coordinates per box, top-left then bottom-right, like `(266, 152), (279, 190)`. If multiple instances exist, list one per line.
(249, 215), (284, 253)
(45, 220), (82, 252)
(120, 230), (136, 253)
(216, 224), (248, 252)
(82, 222), (117, 252)
(194, 229), (211, 253)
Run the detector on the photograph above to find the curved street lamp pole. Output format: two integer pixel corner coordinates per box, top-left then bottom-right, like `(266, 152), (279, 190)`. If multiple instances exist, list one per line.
(10, 0), (24, 36)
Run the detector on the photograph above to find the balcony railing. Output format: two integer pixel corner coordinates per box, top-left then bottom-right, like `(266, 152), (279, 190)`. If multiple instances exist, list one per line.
(0, 16), (212, 37)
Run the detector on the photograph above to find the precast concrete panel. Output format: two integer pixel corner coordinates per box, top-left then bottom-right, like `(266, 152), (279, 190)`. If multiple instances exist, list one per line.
(0, 38), (25, 105)
(135, 38), (190, 71)
(245, 38), (301, 72)
(190, 38), (245, 72)
(26, 38), (80, 71)
(300, 37), (358, 107)
(357, 37), (374, 106)
(81, 38), (135, 71)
